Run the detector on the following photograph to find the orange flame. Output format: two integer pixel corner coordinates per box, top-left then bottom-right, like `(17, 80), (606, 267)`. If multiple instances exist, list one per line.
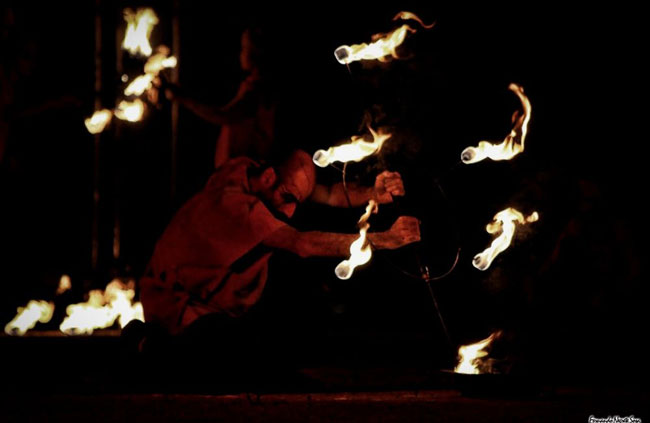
(125, 47), (177, 97)
(114, 99), (145, 122)
(313, 126), (391, 167)
(335, 200), (378, 279)
(461, 83), (532, 164)
(334, 11), (434, 65)
(473, 208), (539, 271)
(144, 46), (177, 75)
(455, 331), (501, 374)
(56, 274), (72, 295)
(59, 279), (144, 336)
(84, 109), (113, 134)
(124, 74), (154, 97)
(4, 300), (54, 336)
(122, 8), (159, 57)
(392, 11), (436, 29)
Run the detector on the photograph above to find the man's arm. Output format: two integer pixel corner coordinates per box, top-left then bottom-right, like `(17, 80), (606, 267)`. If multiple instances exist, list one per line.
(174, 96), (231, 125)
(310, 183), (373, 208)
(310, 171), (406, 207)
(162, 78), (256, 125)
(262, 216), (420, 258)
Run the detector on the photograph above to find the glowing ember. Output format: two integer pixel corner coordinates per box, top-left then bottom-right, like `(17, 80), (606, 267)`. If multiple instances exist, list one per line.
(455, 331), (501, 374)
(56, 274), (72, 295)
(59, 279), (144, 336)
(461, 83), (532, 164)
(114, 99), (145, 122)
(473, 208), (539, 271)
(334, 11), (434, 65)
(122, 8), (159, 57)
(335, 200), (378, 279)
(4, 300), (54, 336)
(144, 46), (177, 75)
(124, 74), (154, 97)
(84, 109), (113, 134)
(313, 126), (391, 168)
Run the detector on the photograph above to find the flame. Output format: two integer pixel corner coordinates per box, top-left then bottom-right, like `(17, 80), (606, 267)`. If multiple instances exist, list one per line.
(334, 26), (414, 65)
(473, 208), (539, 271)
(56, 274), (72, 295)
(4, 300), (54, 336)
(335, 200), (378, 279)
(122, 8), (159, 57)
(124, 74), (154, 97)
(392, 11), (436, 29)
(124, 47), (177, 97)
(144, 46), (178, 75)
(455, 331), (500, 374)
(114, 99), (145, 122)
(334, 11), (434, 65)
(461, 83), (532, 164)
(313, 126), (391, 167)
(84, 109), (113, 134)
(59, 279), (144, 336)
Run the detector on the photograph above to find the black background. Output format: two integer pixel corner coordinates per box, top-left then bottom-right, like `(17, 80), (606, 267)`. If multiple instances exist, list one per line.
(1, 0), (647, 386)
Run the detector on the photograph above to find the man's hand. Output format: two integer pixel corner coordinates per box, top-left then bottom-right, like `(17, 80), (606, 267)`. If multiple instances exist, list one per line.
(374, 171), (405, 204)
(373, 216), (420, 249)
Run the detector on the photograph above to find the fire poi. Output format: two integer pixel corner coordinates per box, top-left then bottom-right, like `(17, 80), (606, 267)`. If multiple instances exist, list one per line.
(461, 83), (532, 164)
(335, 200), (378, 279)
(473, 208), (539, 271)
(83, 8), (177, 133)
(313, 126), (391, 168)
(334, 11), (435, 65)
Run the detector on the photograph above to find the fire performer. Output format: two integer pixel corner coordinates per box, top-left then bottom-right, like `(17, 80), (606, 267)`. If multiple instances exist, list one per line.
(139, 150), (420, 336)
(161, 27), (277, 168)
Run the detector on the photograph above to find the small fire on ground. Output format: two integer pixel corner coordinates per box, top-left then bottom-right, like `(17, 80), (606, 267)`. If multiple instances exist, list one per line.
(4, 275), (144, 336)
(455, 331), (502, 374)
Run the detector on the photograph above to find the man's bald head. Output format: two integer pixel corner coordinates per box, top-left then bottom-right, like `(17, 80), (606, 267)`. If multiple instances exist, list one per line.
(276, 150), (316, 202)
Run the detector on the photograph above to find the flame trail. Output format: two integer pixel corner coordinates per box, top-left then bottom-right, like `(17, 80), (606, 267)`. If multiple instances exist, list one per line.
(4, 300), (54, 336)
(334, 11), (434, 65)
(473, 208), (539, 271)
(84, 109), (113, 134)
(124, 46), (177, 97)
(335, 200), (378, 279)
(144, 46), (177, 75)
(114, 99), (145, 122)
(124, 74), (154, 97)
(122, 8), (159, 57)
(313, 126), (391, 167)
(461, 83), (532, 164)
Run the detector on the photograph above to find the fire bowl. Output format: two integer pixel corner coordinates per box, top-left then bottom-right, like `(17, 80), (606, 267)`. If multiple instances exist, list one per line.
(441, 370), (540, 398)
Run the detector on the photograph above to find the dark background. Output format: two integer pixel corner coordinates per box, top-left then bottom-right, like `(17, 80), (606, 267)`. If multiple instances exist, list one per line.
(1, 0), (646, 386)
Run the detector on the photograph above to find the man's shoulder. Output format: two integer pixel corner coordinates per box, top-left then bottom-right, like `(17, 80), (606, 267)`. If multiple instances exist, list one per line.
(206, 157), (259, 192)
